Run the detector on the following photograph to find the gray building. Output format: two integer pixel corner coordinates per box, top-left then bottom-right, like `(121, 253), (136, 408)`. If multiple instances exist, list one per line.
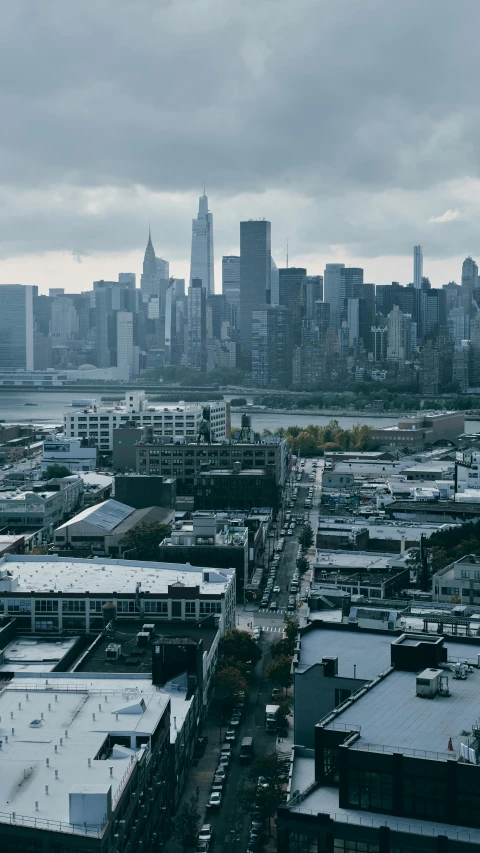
(239, 220), (271, 362)
(115, 474), (176, 509)
(222, 255), (240, 328)
(278, 267), (307, 345)
(252, 305), (292, 387)
(0, 284), (34, 370)
(188, 278), (207, 371)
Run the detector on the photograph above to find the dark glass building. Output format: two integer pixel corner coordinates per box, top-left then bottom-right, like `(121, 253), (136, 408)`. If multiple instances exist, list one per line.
(239, 220), (271, 363)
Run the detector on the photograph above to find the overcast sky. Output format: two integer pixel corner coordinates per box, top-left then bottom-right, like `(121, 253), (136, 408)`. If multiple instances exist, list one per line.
(1, 0), (479, 294)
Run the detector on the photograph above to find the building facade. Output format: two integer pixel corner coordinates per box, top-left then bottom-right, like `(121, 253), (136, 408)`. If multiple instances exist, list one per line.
(188, 279), (207, 371)
(239, 220), (271, 362)
(0, 284), (34, 370)
(190, 193), (214, 295)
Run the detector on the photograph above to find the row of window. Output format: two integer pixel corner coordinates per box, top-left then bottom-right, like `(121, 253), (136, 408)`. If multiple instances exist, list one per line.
(0, 599), (223, 614)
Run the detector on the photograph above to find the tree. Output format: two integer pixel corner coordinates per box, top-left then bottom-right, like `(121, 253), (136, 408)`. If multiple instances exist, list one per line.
(119, 521), (172, 561)
(248, 753), (290, 786)
(283, 615), (299, 643)
(42, 464), (72, 480)
(214, 666), (248, 703)
(266, 655), (293, 694)
(298, 524), (314, 551)
(239, 753), (290, 822)
(219, 629), (262, 665)
(275, 700), (291, 737)
(270, 637), (295, 659)
(174, 793), (201, 852)
(296, 555), (309, 575)
(230, 397), (247, 406)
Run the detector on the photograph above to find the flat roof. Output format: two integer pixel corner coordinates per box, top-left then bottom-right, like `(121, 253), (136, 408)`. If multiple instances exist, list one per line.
(324, 638), (480, 757)
(0, 555), (234, 596)
(0, 673), (169, 834)
(296, 626), (394, 678)
(0, 636), (79, 673)
(314, 551), (408, 570)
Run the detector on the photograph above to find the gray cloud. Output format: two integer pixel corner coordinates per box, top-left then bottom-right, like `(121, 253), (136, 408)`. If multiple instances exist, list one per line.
(0, 0), (480, 270)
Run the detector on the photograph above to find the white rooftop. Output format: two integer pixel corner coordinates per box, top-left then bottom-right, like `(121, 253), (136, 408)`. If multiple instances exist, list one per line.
(0, 637), (78, 674)
(0, 555), (234, 595)
(0, 674), (169, 835)
(55, 499), (134, 532)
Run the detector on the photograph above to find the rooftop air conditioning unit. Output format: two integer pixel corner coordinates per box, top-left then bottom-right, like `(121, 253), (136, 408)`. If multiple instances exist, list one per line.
(105, 643), (121, 661)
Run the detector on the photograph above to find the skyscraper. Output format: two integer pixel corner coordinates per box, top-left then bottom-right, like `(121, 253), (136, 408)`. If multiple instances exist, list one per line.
(252, 305), (292, 387)
(188, 279), (207, 372)
(323, 263), (345, 327)
(239, 220), (271, 362)
(190, 193), (214, 295)
(306, 275), (323, 319)
(279, 267), (307, 345)
(387, 305), (412, 361)
(413, 245), (423, 290)
(0, 284), (34, 370)
(116, 311), (134, 377)
(222, 255), (240, 328)
(461, 256), (478, 322)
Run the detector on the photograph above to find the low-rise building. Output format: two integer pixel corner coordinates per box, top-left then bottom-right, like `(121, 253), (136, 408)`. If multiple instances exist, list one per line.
(114, 474), (176, 509)
(0, 488), (65, 536)
(0, 534), (25, 557)
(316, 523), (369, 551)
(0, 554), (236, 633)
(371, 410), (465, 449)
(64, 391), (228, 453)
(136, 435), (288, 494)
(41, 435), (97, 472)
(53, 499), (174, 556)
(33, 474), (83, 516)
(433, 554), (480, 604)
(158, 512), (249, 602)
(314, 550), (411, 598)
(193, 466), (279, 511)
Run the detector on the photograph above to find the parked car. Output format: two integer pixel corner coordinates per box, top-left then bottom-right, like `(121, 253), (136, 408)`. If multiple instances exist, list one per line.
(211, 779), (224, 792)
(270, 601), (278, 610)
(207, 792), (222, 810)
(230, 714), (241, 727)
(273, 585), (280, 594)
(215, 766), (227, 779)
(257, 776), (269, 789)
(225, 729), (236, 742)
(199, 825), (213, 844)
(287, 530), (293, 536)
(195, 842), (209, 853)
(253, 627), (261, 640)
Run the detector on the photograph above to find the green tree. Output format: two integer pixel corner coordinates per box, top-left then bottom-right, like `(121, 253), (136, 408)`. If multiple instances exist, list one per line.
(296, 555), (309, 575)
(214, 666), (248, 702)
(42, 464), (72, 480)
(119, 521), (172, 561)
(230, 397), (247, 406)
(219, 629), (262, 665)
(266, 655), (293, 695)
(298, 524), (314, 551)
(248, 752), (290, 785)
(283, 615), (300, 643)
(270, 637), (295, 659)
(239, 753), (290, 823)
(275, 700), (292, 736)
(174, 793), (201, 852)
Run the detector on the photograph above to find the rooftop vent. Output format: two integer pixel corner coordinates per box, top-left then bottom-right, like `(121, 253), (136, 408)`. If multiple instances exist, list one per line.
(29, 719), (42, 728)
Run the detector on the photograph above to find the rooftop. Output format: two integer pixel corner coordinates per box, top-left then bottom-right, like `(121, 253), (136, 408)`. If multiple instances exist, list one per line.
(314, 551), (409, 571)
(0, 636), (79, 674)
(0, 555), (234, 596)
(295, 626), (394, 677)
(324, 638), (480, 757)
(0, 673), (169, 835)
(55, 499), (134, 531)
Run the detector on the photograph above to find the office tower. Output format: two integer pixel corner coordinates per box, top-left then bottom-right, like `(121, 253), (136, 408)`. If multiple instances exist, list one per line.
(207, 294), (229, 340)
(279, 267), (307, 345)
(118, 273), (136, 288)
(442, 281), (461, 312)
(33, 292), (52, 337)
(190, 192), (214, 295)
(315, 301), (331, 348)
(306, 275), (323, 319)
(156, 258), (169, 280)
(94, 287), (110, 367)
(270, 257), (280, 306)
(342, 267), (364, 303)
(419, 341), (440, 395)
(251, 305), (292, 387)
(386, 305), (412, 361)
(0, 284), (34, 370)
(413, 245), (423, 290)
(422, 288), (447, 337)
(188, 278), (207, 371)
(140, 230), (169, 299)
(239, 220), (271, 361)
(347, 298), (360, 347)
(222, 255), (240, 328)
(371, 326), (387, 361)
(338, 322), (350, 358)
(448, 307), (467, 346)
(116, 311), (134, 377)
(50, 295), (78, 345)
(323, 263), (345, 327)
(461, 256), (478, 322)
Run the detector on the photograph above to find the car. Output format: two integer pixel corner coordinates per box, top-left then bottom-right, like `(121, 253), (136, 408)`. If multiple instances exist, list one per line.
(199, 825), (213, 844)
(207, 792), (222, 810)
(251, 820), (263, 832)
(270, 601), (278, 610)
(273, 585), (280, 594)
(225, 729), (236, 742)
(272, 687), (283, 700)
(211, 779), (224, 792)
(195, 842), (209, 853)
(290, 523), (295, 530)
(215, 765), (227, 777)
(253, 627), (261, 639)
(287, 530), (293, 536)
(257, 776), (269, 789)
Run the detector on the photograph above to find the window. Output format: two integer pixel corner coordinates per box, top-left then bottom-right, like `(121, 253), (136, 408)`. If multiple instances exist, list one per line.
(7, 599), (31, 613)
(35, 600), (58, 612)
(348, 769), (393, 811)
(171, 601), (181, 618)
(334, 842), (379, 853)
(185, 601), (196, 617)
(288, 832), (324, 853)
(62, 600), (86, 613)
(144, 600), (168, 615)
(116, 600), (137, 613)
(461, 570), (470, 578)
(89, 600), (110, 612)
(200, 601), (222, 615)
(403, 774), (447, 820)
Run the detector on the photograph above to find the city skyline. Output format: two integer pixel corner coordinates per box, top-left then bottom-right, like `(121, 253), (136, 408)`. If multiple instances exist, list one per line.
(1, 3), (480, 294)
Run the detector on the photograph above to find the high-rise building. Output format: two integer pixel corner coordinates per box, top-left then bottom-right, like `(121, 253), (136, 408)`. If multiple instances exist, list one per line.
(442, 281), (461, 312)
(0, 284), (34, 370)
(386, 305), (412, 361)
(116, 311), (134, 377)
(347, 298), (360, 347)
(413, 245), (423, 290)
(118, 272), (136, 288)
(278, 267), (307, 345)
(422, 288), (447, 337)
(306, 275), (323, 319)
(239, 220), (271, 361)
(50, 295), (78, 345)
(448, 306), (468, 346)
(323, 264), (345, 327)
(188, 279), (207, 372)
(190, 193), (214, 295)
(341, 267), (364, 304)
(207, 295), (229, 341)
(251, 305), (292, 387)
(371, 326), (387, 362)
(461, 256), (478, 322)
(222, 255), (240, 328)
(270, 257), (280, 306)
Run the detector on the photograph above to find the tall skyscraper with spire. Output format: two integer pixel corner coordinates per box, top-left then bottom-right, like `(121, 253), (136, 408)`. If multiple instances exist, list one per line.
(413, 245), (423, 290)
(190, 192), (214, 295)
(140, 229), (169, 297)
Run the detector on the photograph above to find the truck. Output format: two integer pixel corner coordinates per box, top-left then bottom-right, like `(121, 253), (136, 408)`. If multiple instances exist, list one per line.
(240, 736), (254, 763)
(265, 704), (279, 732)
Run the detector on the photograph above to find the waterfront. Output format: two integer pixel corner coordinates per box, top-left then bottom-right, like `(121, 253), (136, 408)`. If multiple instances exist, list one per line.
(1, 390), (480, 434)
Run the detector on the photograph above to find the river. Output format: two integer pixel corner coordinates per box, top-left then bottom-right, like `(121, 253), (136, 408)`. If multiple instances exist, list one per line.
(1, 390), (479, 434)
